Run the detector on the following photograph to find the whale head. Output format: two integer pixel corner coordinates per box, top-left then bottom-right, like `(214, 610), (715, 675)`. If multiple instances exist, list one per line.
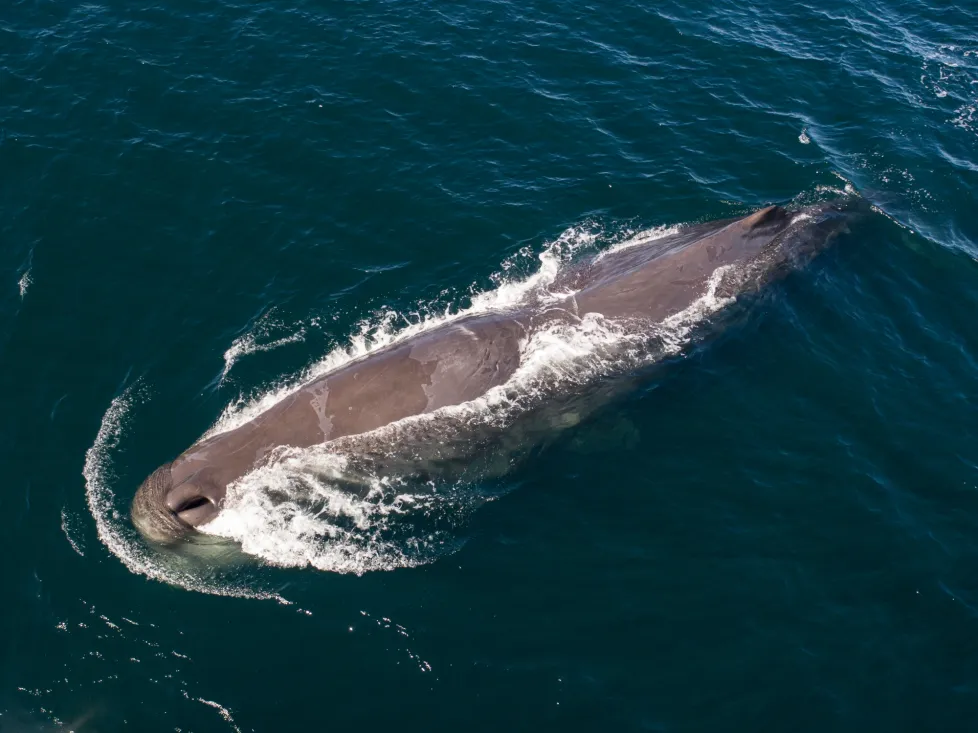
(131, 462), (224, 543)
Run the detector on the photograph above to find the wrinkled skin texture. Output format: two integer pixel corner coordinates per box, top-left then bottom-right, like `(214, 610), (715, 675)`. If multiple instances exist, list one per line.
(132, 201), (858, 543)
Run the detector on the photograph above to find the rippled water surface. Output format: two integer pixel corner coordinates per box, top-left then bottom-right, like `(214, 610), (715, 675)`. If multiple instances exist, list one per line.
(2, 0), (977, 730)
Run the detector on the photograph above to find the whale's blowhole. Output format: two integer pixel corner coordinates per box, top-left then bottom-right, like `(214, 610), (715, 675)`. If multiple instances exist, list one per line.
(175, 496), (213, 514)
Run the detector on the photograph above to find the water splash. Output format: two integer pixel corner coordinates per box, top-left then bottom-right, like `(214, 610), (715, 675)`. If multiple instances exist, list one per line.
(189, 695), (242, 733)
(221, 312), (308, 383)
(18, 269), (31, 299)
(60, 508), (85, 557)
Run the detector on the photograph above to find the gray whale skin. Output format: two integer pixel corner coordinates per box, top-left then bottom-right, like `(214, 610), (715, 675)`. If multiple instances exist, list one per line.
(132, 200), (858, 543)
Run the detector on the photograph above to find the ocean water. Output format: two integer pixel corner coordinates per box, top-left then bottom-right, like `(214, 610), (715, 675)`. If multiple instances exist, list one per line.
(2, 0), (978, 729)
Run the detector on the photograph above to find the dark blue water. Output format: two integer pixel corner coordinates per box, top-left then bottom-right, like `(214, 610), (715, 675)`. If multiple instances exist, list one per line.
(3, 0), (978, 730)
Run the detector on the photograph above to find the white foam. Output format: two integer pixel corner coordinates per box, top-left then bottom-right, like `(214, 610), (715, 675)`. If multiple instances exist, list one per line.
(202, 445), (459, 573)
(953, 102), (976, 133)
(18, 269), (31, 299)
(814, 172), (858, 199)
(193, 696), (242, 733)
(60, 508), (85, 557)
(917, 45), (978, 133)
(598, 224), (680, 257)
(221, 320), (306, 382)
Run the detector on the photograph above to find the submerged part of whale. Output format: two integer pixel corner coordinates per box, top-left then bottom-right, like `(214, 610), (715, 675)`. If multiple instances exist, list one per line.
(132, 200), (859, 543)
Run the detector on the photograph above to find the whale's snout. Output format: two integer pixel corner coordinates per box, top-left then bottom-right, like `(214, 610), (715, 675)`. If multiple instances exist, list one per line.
(132, 463), (185, 543)
(165, 479), (221, 528)
(132, 460), (228, 542)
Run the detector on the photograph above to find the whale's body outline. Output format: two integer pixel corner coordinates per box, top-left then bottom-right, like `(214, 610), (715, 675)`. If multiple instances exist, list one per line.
(132, 200), (859, 543)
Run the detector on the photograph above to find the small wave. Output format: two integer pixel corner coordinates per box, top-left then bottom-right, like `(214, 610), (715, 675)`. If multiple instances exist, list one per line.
(60, 508), (85, 557)
(18, 269), (31, 299)
(188, 695), (242, 733)
(952, 102), (976, 133)
(598, 224), (680, 257)
(813, 172), (858, 200)
(917, 45), (978, 133)
(221, 316), (307, 382)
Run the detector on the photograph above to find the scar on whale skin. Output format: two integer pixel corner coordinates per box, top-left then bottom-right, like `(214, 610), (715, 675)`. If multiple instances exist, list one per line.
(308, 383), (333, 440)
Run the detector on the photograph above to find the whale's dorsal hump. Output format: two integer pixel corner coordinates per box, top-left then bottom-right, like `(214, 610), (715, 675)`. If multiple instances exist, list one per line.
(740, 205), (788, 234)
